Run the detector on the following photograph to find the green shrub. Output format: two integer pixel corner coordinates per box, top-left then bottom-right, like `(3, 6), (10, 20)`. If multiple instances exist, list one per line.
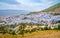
(11, 31), (16, 35)
(44, 26), (48, 30)
(57, 24), (60, 30)
(30, 28), (37, 32)
(24, 30), (30, 33)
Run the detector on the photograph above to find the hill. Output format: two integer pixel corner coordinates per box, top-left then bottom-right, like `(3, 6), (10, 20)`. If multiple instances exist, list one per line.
(42, 3), (60, 12)
(28, 3), (60, 15)
(0, 10), (29, 17)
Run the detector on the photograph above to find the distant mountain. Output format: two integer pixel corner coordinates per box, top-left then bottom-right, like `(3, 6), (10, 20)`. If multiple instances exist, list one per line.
(28, 3), (60, 15)
(0, 10), (29, 16)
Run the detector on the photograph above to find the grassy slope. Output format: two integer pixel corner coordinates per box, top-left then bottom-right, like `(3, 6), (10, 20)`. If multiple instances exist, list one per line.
(0, 30), (60, 38)
(42, 3), (60, 12)
(25, 30), (60, 38)
(27, 3), (60, 15)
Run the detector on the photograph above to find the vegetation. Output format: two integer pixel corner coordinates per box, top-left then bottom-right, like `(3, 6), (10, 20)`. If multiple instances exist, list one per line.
(19, 23), (26, 37)
(57, 24), (60, 30)
(0, 25), (9, 34)
(56, 20), (60, 23)
(0, 23), (60, 38)
(0, 30), (60, 38)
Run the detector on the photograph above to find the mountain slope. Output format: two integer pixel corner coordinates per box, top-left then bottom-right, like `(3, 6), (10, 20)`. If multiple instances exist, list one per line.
(41, 3), (60, 12)
(0, 10), (29, 16)
(28, 3), (60, 15)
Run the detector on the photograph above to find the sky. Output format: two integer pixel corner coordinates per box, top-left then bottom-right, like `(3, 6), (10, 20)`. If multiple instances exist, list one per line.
(0, 0), (60, 12)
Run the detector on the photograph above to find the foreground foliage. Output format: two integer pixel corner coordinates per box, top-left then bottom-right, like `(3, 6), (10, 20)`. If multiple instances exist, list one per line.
(0, 30), (60, 38)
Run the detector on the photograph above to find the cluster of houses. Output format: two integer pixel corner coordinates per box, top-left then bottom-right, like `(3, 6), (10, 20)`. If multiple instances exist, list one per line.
(0, 12), (60, 31)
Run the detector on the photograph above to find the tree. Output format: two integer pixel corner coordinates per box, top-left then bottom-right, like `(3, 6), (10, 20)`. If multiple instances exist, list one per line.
(19, 23), (26, 37)
(57, 24), (60, 30)
(0, 25), (9, 34)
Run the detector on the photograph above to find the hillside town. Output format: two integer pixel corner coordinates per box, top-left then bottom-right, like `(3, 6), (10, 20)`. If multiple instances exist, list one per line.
(0, 0), (60, 38)
(0, 12), (60, 31)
